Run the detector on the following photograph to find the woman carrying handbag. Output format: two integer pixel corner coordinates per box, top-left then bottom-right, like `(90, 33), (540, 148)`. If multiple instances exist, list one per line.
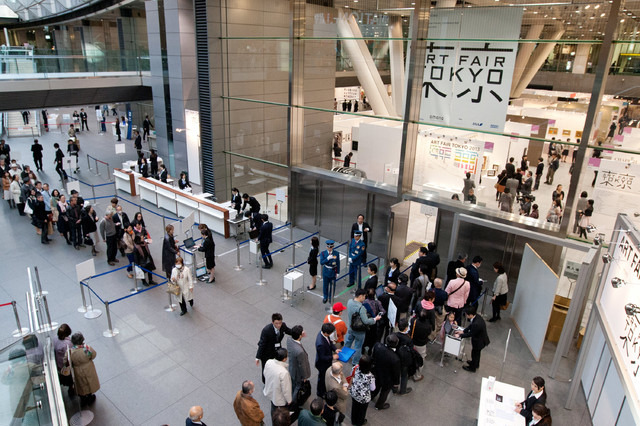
(170, 256), (194, 316)
(489, 262), (509, 322)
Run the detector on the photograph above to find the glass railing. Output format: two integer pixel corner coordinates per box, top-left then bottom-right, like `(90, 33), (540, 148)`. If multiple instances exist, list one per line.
(0, 49), (150, 78)
(0, 334), (54, 426)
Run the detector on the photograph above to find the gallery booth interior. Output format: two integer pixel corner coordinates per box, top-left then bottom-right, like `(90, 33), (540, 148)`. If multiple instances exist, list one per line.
(2, 0), (640, 424)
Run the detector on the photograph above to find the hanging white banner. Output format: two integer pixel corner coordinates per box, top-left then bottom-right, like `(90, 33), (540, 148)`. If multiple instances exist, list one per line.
(420, 7), (523, 132)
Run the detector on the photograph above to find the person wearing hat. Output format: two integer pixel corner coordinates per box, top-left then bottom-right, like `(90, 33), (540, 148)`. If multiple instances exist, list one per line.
(324, 302), (348, 347)
(445, 267), (470, 324)
(320, 240), (340, 304)
(347, 231), (366, 288)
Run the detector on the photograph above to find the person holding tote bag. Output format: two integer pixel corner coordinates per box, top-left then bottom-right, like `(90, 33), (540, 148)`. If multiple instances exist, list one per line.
(489, 262), (509, 322)
(170, 256), (194, 316)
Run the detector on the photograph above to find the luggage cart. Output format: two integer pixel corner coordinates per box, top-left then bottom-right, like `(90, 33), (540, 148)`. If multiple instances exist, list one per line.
(440, 327), (466, 370)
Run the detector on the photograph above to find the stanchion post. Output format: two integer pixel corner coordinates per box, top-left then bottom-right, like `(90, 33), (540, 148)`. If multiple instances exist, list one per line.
(234, 240), (243, 271)
(91, 185), (96, 201)
(95, 159), (101, 176)
(130, 265), (142, 293)
(78, 282), (89, 312)
(40, 295), (58, 331)
(103, 301), (119, 337)
(256, 253), (267, 286)
(11, 301), (29, 337)
(86, 154), (91, 171)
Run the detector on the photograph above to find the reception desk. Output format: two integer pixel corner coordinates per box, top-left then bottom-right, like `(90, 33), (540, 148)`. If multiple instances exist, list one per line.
(136, 177), (230, 238)
(478, 377), (525, 426)
(114, 168), (137, 196)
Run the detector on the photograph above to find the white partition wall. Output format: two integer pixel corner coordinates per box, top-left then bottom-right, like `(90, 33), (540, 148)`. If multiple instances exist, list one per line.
(511, 244), (560, 361)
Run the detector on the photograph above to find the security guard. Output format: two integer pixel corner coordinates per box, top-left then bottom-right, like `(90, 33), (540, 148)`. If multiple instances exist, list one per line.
(320, 240), (340, 304)
(348, 231), (365, 288)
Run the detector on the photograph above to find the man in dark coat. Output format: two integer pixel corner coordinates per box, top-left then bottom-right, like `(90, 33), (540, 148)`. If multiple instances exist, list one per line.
(455, 305), (490, 372)
(424, 242), (440, 281)
(446, 252), (467, 286)
(466, 256), (483, 307)
(315, 322), (337, 397)
(258, 214), (273, 269)
(162, 224), (178, 278)
(33, 193), (50, 244)
(350, 214), (372, 260)
(371, 335), (401, 410)
(394, 274), (414, 321)
(256, 313), (292, 383)
(409, 246), (429, 284)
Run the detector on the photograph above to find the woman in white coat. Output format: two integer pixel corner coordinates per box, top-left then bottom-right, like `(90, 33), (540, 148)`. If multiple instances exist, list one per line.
(10, 174), (21, 207)
(489, 261), (509, 322)
(170, 256), (193, 316)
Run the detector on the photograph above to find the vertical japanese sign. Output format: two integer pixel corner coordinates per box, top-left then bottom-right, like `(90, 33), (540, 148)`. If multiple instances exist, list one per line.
(600, 230), (640, 397)
(420, 7), (523, 132)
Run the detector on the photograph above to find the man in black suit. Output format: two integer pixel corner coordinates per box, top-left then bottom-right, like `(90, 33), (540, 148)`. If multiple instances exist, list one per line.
(393, 274), (414, 321)
(466, 256), (483, 307)
(350, 214), (372, 260)
(446, 252), (467, 286)
(242, 193), (261, 216)
(371, 335), (401, 410)
(258, 214), (273, 269)
(186, 405), (207, 426)
(256, 313), (292, 383)
(378, 282), (398, 343)
(455, 305), (490, 372)
(315, 322), (338, 397)
(79, 108), (89, 131)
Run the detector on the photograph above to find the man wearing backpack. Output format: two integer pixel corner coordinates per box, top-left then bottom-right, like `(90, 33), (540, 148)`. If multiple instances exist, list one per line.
(344, 289), (382, 366)
(323, 302), (348, 348)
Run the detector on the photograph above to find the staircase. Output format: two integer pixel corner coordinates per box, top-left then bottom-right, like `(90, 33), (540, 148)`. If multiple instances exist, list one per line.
(7, 111), (40, 138)
(5, 58), (36, 75)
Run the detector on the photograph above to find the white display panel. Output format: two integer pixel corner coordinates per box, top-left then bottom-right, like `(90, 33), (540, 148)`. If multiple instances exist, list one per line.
(581, 320), (606, 403)
(592, 363), (626, 426)
(511, 244), (559, 361)
(185, 109), (201, 185)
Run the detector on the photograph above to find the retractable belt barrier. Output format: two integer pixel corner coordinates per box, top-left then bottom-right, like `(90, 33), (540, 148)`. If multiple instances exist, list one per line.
(66, 176), (116, 201)
(86, 154), (113, 181)
(1, 301), (29, 338)
(78, 265), (169, 338)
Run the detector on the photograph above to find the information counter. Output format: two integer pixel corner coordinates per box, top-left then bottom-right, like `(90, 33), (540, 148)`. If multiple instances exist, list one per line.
(114, 168), (137, 196)
(478, 377), (525, 426)
(136, 177), (230, 238)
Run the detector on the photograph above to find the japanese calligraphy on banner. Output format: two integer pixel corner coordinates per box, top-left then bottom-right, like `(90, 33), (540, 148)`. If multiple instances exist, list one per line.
(599, 230), (640, 396)
(595, 159), (640, 193)
(420, 7), (523, 132)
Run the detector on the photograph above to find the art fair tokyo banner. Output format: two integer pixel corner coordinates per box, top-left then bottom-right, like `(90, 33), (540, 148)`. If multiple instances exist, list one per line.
(420, 7), (523, 133)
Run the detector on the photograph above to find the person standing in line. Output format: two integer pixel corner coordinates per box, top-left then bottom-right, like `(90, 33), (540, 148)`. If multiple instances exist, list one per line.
(462, 172), (475, 201)
(82, 204), (100, 256)
(3, 172), (13, 208)
(233, 380), (265, 426)
(64, 332), (100, 406)
(143, 115), (154, 141)
(466, 256), (483, 308)
(256, 313), (292, 384)
(307, 236), (319, 290)
(99, 211), (119, 265)
(324, 361), (348, 424)
(80, 108), (89, 131)
(343, 152), (353, 167)
(171, 256), (194, 316)
(258, 214), (273, 269)
(115, 205), (130, 257)
(67, 196), (82, 249)
(123, 224), (136, 279)
(315, 322), (339, 397)
(0, 139), (11, 163)
(133, 234), (156, 286)
(54, 324), (75, 396)
(263, 348), (293, 419)
(384, 257), (401, 285)
(320, 240), (340, 304)
(67, 138), (80, 173)
(186, 406), (207, 426)
(347, 230), (365, 288)
(489, 261), (509, 322)
(53, 143), (66, 181)
(115, 117), (122, 141)
(371, 335), (401, 411)
(286, 325), (311, 405)
(31, 139), (43, 172)
(455, 305), (490, 373)
(33, 192), (50, 244)
(298, 398), (325, 426)
(445, 267), (470, 325)
(324, 302), (348, 348)
(349, 354), (375, 426)
(197, 228), (216, 283)
(162, 224), (178, 279)
(344, 289), (381, 367)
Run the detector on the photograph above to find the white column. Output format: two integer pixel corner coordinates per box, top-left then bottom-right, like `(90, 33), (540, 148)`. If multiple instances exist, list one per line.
(337, 10), (393, 116)
(510, 23), (544, 97)
(512, 27), (565, 98)
(389, 16), (405, 116)
(572, 43), (591, 74)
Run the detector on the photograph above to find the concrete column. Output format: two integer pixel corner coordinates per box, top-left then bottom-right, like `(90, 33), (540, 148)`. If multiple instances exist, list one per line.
(510, 23), (544, 97)
(572, 43), (591, 74)
(337, 10), (393, 116)
(389, 16), (405, 116)
(512, 26), (565, 98)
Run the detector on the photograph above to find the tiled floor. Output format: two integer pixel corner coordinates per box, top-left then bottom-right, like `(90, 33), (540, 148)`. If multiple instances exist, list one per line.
(0, 106), (592, 425)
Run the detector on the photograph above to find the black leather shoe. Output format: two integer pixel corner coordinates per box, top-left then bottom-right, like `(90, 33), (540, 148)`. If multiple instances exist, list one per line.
(322, 298), (327, 304)
(462, 365), (476, 373)
(375, 403), (390, 410)
(399, 388), (413, 395)
(488, 318), (497, 322)
(180, 311), (187, 316)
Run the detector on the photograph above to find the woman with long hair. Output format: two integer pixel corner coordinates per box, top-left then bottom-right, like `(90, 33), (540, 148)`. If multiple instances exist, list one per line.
(307, 236), (320, 290)
(489, 262), (509, 322)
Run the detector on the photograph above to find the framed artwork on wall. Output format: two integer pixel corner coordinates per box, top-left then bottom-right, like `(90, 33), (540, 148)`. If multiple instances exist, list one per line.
(548, 127), (558, 135)
(562, 129), (571, 136)
(576, 130), (583, 138)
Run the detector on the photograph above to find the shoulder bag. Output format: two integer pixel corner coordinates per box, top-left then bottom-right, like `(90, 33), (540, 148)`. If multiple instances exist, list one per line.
(351, 307), (369, 332)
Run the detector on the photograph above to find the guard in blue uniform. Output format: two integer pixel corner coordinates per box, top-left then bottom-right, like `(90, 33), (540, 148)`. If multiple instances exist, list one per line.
(348, 231), (365, 288)
(320, 240), (340, 304)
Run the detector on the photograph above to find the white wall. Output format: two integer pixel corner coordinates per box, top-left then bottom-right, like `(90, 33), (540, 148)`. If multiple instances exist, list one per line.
(357, 122), (402, 182)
